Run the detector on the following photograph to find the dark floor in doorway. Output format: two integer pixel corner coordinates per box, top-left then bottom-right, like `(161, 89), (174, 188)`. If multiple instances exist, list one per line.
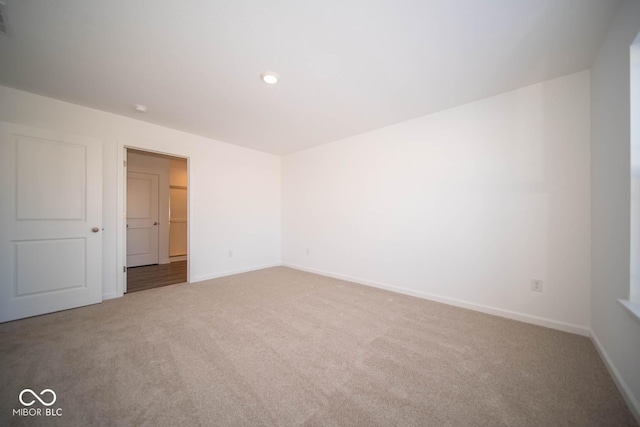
(126, 260), (187, 293)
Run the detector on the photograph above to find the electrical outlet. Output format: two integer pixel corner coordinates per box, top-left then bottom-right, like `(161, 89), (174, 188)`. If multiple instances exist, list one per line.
(228, 250), (233, 258)
(531, 279), (543, 293)
(306, 248), (309, 255)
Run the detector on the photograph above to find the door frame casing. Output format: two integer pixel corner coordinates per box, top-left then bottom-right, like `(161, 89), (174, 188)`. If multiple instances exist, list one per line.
(116, 142), (190, 296)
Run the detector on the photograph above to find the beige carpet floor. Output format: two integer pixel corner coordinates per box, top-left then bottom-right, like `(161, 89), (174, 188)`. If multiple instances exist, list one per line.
(0, 267), (636, 426)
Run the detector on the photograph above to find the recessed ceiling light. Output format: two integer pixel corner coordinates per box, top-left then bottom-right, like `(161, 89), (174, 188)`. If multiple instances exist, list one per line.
(133, 104), (148, 113)
(260, 72), (279, 85)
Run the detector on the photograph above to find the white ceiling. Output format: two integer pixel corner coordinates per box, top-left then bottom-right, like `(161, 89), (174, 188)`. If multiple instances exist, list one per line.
(0, 0), (621, 155)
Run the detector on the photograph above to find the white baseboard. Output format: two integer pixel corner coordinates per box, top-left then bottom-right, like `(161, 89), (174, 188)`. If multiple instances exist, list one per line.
(590, 330), (640, 424)
(282, 263), (590, 337)
(170, 255), (187, 262)
(191, 263), (281, 283)
(102, 292), (118, 301)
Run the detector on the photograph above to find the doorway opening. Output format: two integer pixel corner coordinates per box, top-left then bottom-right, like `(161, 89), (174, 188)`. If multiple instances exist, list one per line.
(125, 148), (188, 293)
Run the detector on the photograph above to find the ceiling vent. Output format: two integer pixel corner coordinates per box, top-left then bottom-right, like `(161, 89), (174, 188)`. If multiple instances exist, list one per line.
(0, 2), (8, 36)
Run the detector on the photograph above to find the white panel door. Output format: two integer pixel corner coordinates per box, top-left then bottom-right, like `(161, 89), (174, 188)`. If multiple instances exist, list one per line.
(0, 122), (102, 323)
(127, 172), (159, 267)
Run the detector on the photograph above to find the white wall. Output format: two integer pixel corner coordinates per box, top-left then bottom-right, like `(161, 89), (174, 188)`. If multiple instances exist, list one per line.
(590, 0), (640, 420)
(127, 151), (171, 264)
(631, 33), (640, 304)
(283, 70), (591, 334)
(0, 85), (282, 299)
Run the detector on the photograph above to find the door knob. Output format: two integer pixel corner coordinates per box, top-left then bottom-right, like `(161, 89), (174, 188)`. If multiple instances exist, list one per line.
(153, 222), (158, 225)
(91, 227), (100, 233)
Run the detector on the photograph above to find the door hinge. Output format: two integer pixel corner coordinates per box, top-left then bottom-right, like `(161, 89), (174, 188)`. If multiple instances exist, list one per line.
(123, 266), (127, 273)
(123, 160), (127, 167)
